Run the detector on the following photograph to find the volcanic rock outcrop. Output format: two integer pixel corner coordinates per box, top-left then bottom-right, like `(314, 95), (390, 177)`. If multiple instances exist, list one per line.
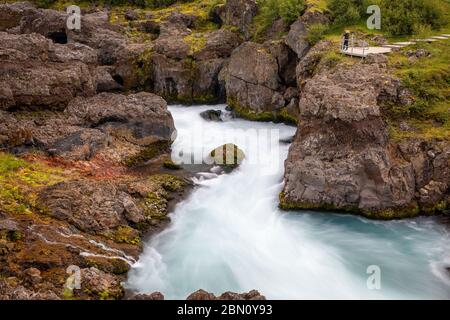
(281, 57), (449, 218)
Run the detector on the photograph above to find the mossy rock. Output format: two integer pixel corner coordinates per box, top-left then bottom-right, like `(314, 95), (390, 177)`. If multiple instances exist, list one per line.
(209, 144), (245, 168)
(123, 140), (171, 167)
(279, 192), (422, 220)
(0, 152), (65, 215)
(114, 225), (140, 246)
(228, 99), (298, 126)
(163, 159), (182, 170)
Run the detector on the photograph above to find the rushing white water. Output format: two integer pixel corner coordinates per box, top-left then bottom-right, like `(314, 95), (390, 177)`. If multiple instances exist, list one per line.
(126, 105), (450, 300)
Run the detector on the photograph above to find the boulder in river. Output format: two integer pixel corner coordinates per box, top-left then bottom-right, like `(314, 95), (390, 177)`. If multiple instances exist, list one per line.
(200, 110), (223, 122)
(209, 144), (245, 168)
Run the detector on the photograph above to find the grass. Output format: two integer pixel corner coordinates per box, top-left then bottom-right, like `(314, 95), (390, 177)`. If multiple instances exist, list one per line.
(387, 40), (450, 140)
(184, 32), (208, 56)
(307, 0), (328, 12)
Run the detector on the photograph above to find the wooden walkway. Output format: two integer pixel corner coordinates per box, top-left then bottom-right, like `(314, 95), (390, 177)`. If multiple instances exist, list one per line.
(341, 34), (450, 58)
(340, 46), (392, 57)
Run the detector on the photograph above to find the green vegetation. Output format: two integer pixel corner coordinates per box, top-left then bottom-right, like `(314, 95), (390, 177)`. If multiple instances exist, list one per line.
(387, 40), (450, 140)
(229, 99), (298, 125)
(114, 225), (140, 245)
(184, 32), (208, 56)
(252, 0), (306, 38)
(279, 192), (421, 219)
(381, 0), (446, 36)
(163, 159), (182, 170)
(327, 0), (367, 26)
(143, 174), (187, 221)
(306, 23), (328, 45)
(0, 153), (65, 215)
(327, 0), (447, 36)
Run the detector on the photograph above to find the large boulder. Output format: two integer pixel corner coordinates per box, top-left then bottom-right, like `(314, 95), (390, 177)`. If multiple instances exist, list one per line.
(80, 267), (123, 299)
(285, 19), (310, 59)
(0, 32), (96, 111)
(285, 10), (330, 59)
(193, 59), (226, 103)
(225, 42), (282, 112)
(0, 4), (151, 91)
(209, 144), (245, 168)
(0, 110), (110, 160)
(66, 92), (175, 147)
(39, 180), (146, 234)
(149, 53), (193, 103)
(194, 29), (242, 60)
(224, 41), (297, 122)
(281, 62), (432, 218)
(0, 92), (175, 162)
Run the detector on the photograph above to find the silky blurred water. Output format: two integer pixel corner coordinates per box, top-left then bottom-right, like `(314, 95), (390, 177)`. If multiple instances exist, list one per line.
(126, 105), (450, 300)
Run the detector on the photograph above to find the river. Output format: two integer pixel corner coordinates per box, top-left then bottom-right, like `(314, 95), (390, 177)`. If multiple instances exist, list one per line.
(126, 104), (450, 299)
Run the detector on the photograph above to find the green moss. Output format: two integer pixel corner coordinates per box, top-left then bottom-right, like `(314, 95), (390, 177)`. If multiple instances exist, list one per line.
(163, 159), (182, 170)
(99, 290), (111, 300)
(123, 140), (172, 167)
(320, 50), (344, 69)
(307, 0), (328, 12)
(228, 99), (298, 125)
(111, 259), (130, 275)
(251, 0), (306, 41)
(421, 199), (448, 215)
(144, 191), (168, 220)
(114, 226), (140, 245)
(279, 192), (422, 220)
(150, 174), (187, 192)
(62, 287), (74, 299)
(8, 230), (22, 242)
(0, 152), (65, 215)
(142, 174), (187, 221)
(387, 40), (450, 141)
(184, 33), (208, 56)
(134, 47), (153, 88)
(278, 108), (299, 125)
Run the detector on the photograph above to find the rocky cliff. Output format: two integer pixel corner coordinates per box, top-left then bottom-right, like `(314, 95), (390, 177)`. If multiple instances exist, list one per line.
(0, 2), (189, 300)
(280, 50), (449, 219)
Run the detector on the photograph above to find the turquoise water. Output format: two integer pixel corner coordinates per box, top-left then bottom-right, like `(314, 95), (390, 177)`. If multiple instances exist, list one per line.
(126, 105), (450, 299)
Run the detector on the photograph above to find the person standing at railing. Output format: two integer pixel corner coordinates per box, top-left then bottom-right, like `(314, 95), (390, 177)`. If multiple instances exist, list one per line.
(342, 30), (350, 51)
